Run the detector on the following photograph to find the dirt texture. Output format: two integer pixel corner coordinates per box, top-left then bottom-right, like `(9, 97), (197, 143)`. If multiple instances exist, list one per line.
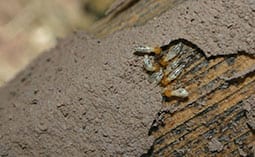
(0, 0), (254, 156)
(131, 0), (255, 57)
(98, 0), (255, 57)
(0, 32), (163, 156)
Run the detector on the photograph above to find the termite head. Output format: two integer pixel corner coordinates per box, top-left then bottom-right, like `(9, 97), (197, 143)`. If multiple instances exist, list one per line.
(163, 87), (189, 98)
(159, 56), (170, 67)
(153, 46), (162, 55)
(161, 75), (170, 86)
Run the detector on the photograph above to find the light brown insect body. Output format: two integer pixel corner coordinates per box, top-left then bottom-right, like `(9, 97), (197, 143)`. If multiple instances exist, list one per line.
(134, 42), (189, 99)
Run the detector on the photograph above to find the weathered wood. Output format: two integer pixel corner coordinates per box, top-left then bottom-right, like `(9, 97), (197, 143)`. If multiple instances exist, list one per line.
(93, 0), (255, 156)
(0, 0), (254, 156)
(91, 0), (187, 37)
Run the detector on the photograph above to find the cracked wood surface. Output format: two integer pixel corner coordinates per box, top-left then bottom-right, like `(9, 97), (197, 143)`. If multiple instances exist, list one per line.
(0, 0), (254, 156)
(95, 0), (255, 156)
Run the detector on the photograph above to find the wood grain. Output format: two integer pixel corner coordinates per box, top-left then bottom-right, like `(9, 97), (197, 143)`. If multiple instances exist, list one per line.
(94, 1), (255, 156)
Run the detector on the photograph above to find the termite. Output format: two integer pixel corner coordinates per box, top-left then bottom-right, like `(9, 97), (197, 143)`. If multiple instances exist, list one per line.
(135, 46), (162, 55)
(164, 59), (181, 75)
(134, 41), (191, 100)
(160, 42), (183, 66)
(143, 55), (160, 72)
(161, 64), (185, 86)
(163, 87), (189, 98)
(148, 68), (164, 84)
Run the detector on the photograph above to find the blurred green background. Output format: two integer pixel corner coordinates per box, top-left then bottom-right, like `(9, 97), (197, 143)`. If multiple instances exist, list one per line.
(0, 0), (115, 86)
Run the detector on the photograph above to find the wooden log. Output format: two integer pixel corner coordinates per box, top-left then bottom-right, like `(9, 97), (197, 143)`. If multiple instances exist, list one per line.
(0, 0), (254, 156)
(92, 0), (255, 156)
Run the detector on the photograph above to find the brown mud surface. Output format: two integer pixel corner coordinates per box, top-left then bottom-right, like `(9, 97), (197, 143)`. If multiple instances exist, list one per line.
(0, 0), (254, 156)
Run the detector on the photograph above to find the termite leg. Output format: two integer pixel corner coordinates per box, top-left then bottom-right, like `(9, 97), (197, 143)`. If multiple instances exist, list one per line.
(135, 46), (162, 55)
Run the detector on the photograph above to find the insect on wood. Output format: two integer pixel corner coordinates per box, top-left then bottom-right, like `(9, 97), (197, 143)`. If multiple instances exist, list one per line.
(134, 40), (199, 100)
